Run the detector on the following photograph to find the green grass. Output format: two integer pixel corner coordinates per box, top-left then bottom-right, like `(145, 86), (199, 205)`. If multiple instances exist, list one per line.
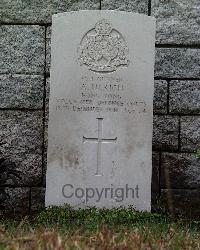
(0, 205), (200, 249)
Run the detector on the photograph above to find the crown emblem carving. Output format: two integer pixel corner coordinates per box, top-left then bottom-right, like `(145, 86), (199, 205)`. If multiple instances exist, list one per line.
(78, 19), (130, 73)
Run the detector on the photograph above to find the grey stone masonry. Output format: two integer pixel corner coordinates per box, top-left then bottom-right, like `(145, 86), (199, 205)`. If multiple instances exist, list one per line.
(30, 187), (45, 213)
(43, 78), (50, 185)
(153, 116), (179, 151)
(152, 0), (200, 44)
(101, 0), (149, 14)
(152, 152), (160, 192)
(153, 80), (168, 114)
(0, 75), (44, 109)
(0, 26), (45, 74)
(0, 0), (100, 23)
(45, 78), (50, 146)
(169, 80), (200, 114)
(0, 111), (43, 186)
(161, 189), (200, 219)
(155, 48), (200, 78)
(152, 152), (160, 211)
(0, 188), (30, 216)
(46, 27), (52, 74)
(161, 153), (200, 189)
(181, 116), (200, 152)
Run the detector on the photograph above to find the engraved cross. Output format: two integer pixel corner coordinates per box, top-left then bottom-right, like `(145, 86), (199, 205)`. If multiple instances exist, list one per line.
(83, 118), (117, 176)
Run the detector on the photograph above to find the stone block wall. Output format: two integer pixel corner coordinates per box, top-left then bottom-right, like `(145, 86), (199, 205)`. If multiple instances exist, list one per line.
(0, 0), (199, 218)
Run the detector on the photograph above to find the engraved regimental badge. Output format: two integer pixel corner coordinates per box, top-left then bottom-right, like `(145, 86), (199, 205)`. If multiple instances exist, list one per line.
(78, 19), (130, 73)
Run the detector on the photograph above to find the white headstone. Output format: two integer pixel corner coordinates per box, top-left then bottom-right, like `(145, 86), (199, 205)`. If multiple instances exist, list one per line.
(45, 10), (156, 211)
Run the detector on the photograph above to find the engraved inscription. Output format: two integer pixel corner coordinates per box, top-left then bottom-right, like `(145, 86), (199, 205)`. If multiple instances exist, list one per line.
(83, 118), (117, 176)
(55, 98), (147, 114)
(55, 75), (147, 115)
(78, 19), (130, 73)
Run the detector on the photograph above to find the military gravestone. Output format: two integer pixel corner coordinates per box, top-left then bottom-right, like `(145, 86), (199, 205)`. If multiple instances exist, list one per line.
(45, 10), (156, 211)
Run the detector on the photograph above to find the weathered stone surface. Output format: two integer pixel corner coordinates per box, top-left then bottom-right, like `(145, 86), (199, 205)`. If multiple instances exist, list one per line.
(152, 0), (200, 44)
(181, 116), (200, 152)
(169, 80), (200, 114)
(0, 188), (29, 216)
(161, 189), (200, 218)
(46, 27), (51, 73)
(0, 0), (100, 23)
(153, 80), (168, 114)
(30, 187), (45, 213)
(101, 0), (148, 14)
(0, 26), (45, 74)
(161, 153), (200, 189)
(0, 74), (44, 109)
(0, 111), (43, 186)
(155, 48), (200, 78)
(153, 116), (179, 150)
